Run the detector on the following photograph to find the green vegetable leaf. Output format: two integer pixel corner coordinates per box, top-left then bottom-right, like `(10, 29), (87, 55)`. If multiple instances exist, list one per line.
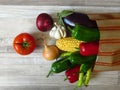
(58, 10), (74, 17)
(57, 10), (74, 25)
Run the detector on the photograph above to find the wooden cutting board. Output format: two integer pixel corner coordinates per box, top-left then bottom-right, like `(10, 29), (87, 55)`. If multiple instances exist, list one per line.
(87, 13), (120, 71)
(88, 13), (120, 20)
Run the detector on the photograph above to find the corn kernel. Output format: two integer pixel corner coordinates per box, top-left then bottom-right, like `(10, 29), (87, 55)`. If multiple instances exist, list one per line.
(56, 37), (83, 52)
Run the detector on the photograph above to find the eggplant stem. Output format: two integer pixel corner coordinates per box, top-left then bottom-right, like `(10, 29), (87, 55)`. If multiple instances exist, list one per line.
(67, 26), (72, 32)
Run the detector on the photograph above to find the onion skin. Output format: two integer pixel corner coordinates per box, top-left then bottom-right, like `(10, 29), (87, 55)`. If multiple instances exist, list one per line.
(42, 45), (59, 60)
(36, 13), (53, 32)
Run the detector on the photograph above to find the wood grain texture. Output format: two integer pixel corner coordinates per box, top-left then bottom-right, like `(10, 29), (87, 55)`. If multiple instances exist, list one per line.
(0, 5), (120, 18)
(88, 13), (120, 20)
(0, 0), (84, 6)
(0, 0), (120, 6)
(0, 85), (120, 90)
(0, 5), (119, 90)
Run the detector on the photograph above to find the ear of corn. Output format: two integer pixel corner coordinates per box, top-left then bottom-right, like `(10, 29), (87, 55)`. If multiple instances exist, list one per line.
(56, 37), (83, 52)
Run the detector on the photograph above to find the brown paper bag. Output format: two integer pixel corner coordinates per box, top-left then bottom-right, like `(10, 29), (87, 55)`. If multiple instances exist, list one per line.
(92, 18), (120, 71)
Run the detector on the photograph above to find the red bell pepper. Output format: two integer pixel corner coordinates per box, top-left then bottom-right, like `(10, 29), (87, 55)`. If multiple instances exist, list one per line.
(80, 41), (99, 56)
(65, 65), (80, 83)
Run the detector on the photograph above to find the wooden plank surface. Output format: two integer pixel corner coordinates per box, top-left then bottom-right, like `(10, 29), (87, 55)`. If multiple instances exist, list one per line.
(0, 0), (119, 6)
(0, 5), (119, 90)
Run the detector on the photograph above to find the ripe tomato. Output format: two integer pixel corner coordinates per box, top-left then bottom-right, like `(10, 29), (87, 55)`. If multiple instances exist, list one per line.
(13, 33), (36, 55)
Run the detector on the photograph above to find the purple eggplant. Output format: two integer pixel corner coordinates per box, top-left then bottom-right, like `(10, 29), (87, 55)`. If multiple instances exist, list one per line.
(58, 10), (98, 28)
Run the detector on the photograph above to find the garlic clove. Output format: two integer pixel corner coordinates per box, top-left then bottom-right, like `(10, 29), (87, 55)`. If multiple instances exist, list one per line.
(54, 30), (61, 39)
(59, 26), (66, 38)
(49, 27), (56, 38)
(63, 29), (67, 38)
(58, 28), (64, 38)
(49, 30), (53, 38)
(49, 23), (67, 39)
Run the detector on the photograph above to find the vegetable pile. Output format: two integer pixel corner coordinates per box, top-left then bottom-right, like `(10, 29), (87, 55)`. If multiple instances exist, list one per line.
(45, 10), (100, 88)
(13, 10), (100, 89)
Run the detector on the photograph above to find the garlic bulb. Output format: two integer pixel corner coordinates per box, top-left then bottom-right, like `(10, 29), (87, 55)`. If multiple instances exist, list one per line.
(49, 22), (66, 39)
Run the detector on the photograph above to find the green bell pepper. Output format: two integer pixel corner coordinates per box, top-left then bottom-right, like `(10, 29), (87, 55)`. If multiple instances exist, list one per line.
(71, 24), (100, 42)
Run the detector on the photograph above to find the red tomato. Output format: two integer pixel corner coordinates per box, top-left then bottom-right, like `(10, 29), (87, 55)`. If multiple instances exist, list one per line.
(80, 41), (99, 56)
(13, 33), (36, 55)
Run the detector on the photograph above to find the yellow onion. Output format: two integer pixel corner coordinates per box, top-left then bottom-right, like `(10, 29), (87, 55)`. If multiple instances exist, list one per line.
(42, 42), (59, 61)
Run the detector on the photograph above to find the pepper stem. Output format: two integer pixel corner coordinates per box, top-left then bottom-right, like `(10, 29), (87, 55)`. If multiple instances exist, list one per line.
(46, 70), (52, 78)
(77, 72), (84, 87)
(84, 67), (92, 86)
(60, 52), (72, 58)
(64, 77), (68, 81)
(77, 64), (84, 87)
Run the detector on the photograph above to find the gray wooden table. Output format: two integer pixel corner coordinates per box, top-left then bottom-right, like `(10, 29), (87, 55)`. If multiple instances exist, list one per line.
(0, 0), (120, 90)
(0, 0), (120, 6)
